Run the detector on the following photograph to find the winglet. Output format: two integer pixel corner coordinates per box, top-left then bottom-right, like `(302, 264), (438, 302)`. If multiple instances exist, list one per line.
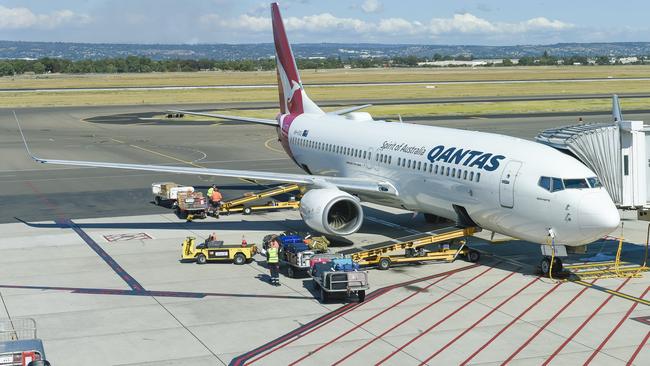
(612, 94), (623, 123)
(14, 111), (45, 163)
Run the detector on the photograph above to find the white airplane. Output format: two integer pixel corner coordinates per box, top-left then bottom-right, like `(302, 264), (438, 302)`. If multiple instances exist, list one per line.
(17, 3), (619, 273)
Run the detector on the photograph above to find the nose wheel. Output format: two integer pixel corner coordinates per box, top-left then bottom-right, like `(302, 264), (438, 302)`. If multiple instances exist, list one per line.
(540, 256), (563, 277)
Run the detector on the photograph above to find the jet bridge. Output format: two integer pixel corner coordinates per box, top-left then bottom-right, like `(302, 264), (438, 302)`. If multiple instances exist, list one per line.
(536, 96), (650, 210)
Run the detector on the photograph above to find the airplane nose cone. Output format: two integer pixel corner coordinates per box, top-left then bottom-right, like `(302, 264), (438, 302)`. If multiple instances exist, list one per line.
(578, 192), (620, 237)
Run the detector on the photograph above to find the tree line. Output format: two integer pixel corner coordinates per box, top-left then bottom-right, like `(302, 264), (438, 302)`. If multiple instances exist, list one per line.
(0, 53), (644, 77)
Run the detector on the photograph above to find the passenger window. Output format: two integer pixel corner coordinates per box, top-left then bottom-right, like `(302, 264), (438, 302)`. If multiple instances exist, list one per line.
(457, 170), (461, 178)
(446, 167), (450, 176)
(538, 176), (551, 191)
(463, 170), (467, 180)
(451, 168), (456, 177)
(551, 178), (564, 192)
(469, 171), (474, 181)
(476, 173), (481, 182)
(423, 163), (427, 172)
(397, 157), (401, 165)
(417, 162), (421, 170)
(388, 156), (391, 164)
(363, 151), (367, 159)
(407, 160), (411, 168)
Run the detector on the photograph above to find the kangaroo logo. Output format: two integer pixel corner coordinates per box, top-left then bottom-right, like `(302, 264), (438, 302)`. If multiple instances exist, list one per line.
(287, 80), (302, 104)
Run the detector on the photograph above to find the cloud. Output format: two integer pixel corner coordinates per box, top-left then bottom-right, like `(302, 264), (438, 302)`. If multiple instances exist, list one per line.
(0, 5), (91, 30)
(361, 0), (383, 14)
(285, 13), (371, 33)
(200, 13), (271, 33)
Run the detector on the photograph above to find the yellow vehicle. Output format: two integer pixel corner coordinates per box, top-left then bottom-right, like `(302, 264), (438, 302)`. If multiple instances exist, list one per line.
(181, 236), (257, 265)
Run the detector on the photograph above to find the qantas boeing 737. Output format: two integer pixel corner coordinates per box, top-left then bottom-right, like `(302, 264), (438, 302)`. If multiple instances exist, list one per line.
(16, 3), (619, 272)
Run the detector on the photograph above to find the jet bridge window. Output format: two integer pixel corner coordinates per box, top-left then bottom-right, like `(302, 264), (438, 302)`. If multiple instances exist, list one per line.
(587, 177), (603, 188)
(563, 178), (589, 189)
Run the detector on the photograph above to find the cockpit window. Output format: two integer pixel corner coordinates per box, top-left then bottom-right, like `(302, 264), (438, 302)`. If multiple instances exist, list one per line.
(551, 178), (564, 192)
(538, 176), (551, 191)
(587, 177), (603, 188)
(563, 178), (589, 189)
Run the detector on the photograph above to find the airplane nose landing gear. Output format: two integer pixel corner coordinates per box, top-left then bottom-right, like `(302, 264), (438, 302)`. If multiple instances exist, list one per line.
(540, 228), (567, 277)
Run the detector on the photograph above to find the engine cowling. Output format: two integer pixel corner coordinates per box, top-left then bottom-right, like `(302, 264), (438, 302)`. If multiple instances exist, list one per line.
(299, 188), (364, 236)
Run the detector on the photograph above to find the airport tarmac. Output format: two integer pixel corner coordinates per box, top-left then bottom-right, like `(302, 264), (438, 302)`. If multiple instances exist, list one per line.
(1, 106), (649, 365)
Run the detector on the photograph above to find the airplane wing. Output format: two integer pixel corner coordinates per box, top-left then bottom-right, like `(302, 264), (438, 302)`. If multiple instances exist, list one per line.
(327, 104), (372, 115)
(15, 112), (397, 196)
(167, 109), (278, 126)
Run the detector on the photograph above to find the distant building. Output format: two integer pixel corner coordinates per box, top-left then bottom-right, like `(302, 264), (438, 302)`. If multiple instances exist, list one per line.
(417, 59), (510, 67)
(618, 56), (639, 64)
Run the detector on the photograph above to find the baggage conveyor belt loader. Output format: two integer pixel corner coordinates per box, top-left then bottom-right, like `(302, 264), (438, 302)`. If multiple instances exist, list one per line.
(338, 226), (481, 270)
(207, 184), (301, 216)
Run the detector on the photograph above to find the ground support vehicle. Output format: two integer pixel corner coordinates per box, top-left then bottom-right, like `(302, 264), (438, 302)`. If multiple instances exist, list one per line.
(151, 182), (194, 206)
(0, 318), (49, 366)
(338, 226), (480, 270)
(175, 192), (208, 219)
(311, 260), (368, 303)
(207, 184), (300, 217)
(181, 236), (257, 265)
(265, 233), (330, 278)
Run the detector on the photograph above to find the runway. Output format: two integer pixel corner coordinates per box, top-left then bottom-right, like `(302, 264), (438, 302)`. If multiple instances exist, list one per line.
(1, 105), (649, 365)
(3, 76), (650, 93)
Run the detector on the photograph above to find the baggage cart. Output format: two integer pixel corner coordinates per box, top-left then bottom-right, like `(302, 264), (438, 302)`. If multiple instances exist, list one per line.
(311, 259), (368, 303)
(175, 192), (208, 219)
(151, 182), (194, 206)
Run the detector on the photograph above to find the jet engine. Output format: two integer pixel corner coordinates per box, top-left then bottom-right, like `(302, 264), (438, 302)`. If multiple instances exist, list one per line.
(299, 188), (364, 236)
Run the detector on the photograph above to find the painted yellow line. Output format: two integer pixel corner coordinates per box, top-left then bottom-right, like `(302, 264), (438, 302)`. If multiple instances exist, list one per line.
(128, 144), (206, 169)
(572, 280), (650, 306)
(264, 136), (285, 153)
(111, 137), (262, 185)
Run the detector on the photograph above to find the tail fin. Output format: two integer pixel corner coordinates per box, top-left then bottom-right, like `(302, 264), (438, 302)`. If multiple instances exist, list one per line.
(271, 3), (323, 115)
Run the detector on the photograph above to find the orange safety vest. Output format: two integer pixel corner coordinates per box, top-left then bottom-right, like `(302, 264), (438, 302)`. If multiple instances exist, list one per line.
(211, 191), (223, 202)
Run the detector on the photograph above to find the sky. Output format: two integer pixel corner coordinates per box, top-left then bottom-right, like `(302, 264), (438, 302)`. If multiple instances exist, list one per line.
(0, 0), (649, 45)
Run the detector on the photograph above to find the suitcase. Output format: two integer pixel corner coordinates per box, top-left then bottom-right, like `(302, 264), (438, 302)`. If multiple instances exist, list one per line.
(285, 242), (309, 253)
(312, 262), (334, 277)
(334, 262), (360, 272)
(331, 257), (353, 267)
(309, 256), (332, 268)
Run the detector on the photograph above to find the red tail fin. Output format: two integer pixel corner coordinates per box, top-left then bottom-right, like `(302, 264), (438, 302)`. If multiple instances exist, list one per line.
(271, 3), (323, 115)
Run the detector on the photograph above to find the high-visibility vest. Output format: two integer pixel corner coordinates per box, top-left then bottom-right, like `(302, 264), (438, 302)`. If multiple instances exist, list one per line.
(267, 247), (279, 264)
(207, 187), (214, 198)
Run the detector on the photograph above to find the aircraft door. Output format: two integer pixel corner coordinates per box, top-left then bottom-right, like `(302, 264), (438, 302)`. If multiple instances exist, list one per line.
(499, 160), (522, 208)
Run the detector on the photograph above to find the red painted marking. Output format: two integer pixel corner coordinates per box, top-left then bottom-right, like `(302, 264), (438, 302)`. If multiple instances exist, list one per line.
(460, 280), (563, 365)
(627, 331), (650, 365)
(375, 271), (516, 365)
(542, 278), (631, 366)
(233, 264), (480, 366)
(318, 266), (494, 366)
(420, 275), (540, 365)
(284, 274), (453, 366)
(501, 280), (595, 365)
(583, 285), (650, 365)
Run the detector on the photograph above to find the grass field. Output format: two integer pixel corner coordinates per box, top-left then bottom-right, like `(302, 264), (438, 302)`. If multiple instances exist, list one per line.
(154, 98), (650, 121)
(2, 65), (650, 89)
(2, 66), (650, 115)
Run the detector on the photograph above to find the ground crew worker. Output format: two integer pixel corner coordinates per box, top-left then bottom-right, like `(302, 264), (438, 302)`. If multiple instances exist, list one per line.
(260, 237), (281, 286)
(211, 187), (223, 208)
